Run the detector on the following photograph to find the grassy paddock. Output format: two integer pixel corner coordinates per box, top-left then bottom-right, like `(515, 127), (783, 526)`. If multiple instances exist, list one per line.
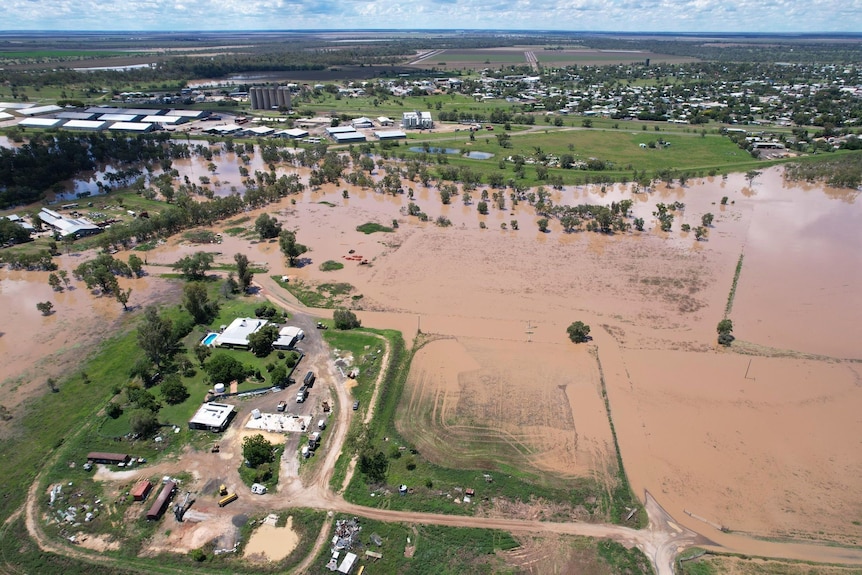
(310, 514), (518, 575)
(336, 333), (621, 521)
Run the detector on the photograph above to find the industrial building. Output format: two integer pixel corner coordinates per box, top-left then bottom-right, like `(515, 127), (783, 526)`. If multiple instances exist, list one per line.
(249, 86), (291, 110)
(107, 122), (154, 133)
(63, 119), (108, 131)
(275, 128), (309, 139)
(374, 130), (407, 140)
(188, 402), (236, 432)
(39, 208), (101, 238)
(18, 104), (63, 116)
(19, 117), (63, 128)
(402, 111), (434, 129)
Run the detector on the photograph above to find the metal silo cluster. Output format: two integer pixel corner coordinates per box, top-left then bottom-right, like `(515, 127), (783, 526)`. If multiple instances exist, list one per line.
(249, 86), (291, 110)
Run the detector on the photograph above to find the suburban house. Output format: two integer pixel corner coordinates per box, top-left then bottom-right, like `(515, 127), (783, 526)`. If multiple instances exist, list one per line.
(213, 317), (269, 349)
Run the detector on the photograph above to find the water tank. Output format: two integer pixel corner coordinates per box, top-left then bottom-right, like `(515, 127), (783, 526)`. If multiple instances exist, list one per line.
(251, 409), (262, 419)
(214, 383), (226, 394)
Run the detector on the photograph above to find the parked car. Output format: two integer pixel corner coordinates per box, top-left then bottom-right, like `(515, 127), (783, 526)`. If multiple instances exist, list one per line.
(352, 400), (360, 411)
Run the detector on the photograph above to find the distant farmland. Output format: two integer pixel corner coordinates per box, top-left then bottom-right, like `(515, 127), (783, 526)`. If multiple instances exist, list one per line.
(410, 46), (698, 70)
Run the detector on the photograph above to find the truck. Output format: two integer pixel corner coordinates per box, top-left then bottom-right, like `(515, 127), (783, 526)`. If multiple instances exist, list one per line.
(308, 431), (321, 449)
(218, 493), (238, 507)
(296, 386), (308, 403)
(277, 401), (287, 412)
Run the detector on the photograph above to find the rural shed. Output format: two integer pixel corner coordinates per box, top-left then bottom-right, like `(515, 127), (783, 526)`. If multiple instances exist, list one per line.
(18, 104), (63, 116)
(87, 452), (130, 465)
(108, 122), (154, 133)
(276, 128), (308, 139)
(63, 119), (108, 131)
(188, 402), (235, 432)
(146, 480), (176, 520)
(131, 480), (153, 501)
(374, 130), (407, 140)
(19, 117), (63, 128)
(331, 131), (366, 143)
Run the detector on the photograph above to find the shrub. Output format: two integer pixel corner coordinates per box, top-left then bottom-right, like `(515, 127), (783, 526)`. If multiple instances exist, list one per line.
(333, 308), (361, 330)
(106, 402), (123, 419)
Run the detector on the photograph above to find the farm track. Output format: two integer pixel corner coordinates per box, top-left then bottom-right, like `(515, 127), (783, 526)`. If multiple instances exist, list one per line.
(14, 278), (862, 575)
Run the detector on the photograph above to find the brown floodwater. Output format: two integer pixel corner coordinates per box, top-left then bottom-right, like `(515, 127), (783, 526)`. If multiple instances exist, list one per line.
(2, 157), (860, 561)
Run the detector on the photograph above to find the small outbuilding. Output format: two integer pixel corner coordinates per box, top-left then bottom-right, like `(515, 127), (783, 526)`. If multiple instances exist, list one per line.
(87, 452), (131, 465)
(131, 480), (153, 501)
(146, 480), (176, 520)
(188, 402), (236, 432)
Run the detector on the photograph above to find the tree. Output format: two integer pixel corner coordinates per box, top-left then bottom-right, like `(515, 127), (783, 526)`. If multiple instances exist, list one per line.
(106, 402), (123, 419)
(243, 433), (275, 468)
(334, 308), (361, 330)
(138, 306), (174, 368)
(745, 170), (761, 187)
(634, 217), (645, 231)
(173, 252), (214, 280)
(183, 282), (217, 324)
(476, 201), (489, 215)
(57, 269), (70, 290)
(717, 318), (734, 346)
(270, 364), (288, 387)
(128, 253), (144, 278)
(694, 226), (707, 241)
(359, 450), (388, 483)
(160, 375), (190, 405)
(36, 301), (54, 316)
(247, 324), (279, 357)
(254, 213), (282, 239)
(701, 213), (714, 227)
(116, 287), (132, 311)
(129, 409), (160, 436)
(567, 321), (591, 343)
(205, 353), (247, 384)
(194, 345), (211, 367)
(537, 218), (550, 233)
(279, 229), (308, 268)
(234, 253), (253, 292)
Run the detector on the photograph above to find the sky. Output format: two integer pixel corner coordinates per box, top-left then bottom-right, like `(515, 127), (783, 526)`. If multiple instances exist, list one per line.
(4, 0), (862, 33)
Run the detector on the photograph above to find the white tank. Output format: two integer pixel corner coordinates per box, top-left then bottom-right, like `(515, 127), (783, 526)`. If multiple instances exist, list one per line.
(214, 383), (226, 394)
(251, 409), (261, 419)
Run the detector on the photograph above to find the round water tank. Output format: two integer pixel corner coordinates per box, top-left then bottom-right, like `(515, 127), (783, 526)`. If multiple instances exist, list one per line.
(214, 383), (226, 394)
(251, 409), (261, 419)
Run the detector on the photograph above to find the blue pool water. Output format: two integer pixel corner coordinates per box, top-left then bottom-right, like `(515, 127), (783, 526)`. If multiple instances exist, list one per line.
(202, 333), (218, 346)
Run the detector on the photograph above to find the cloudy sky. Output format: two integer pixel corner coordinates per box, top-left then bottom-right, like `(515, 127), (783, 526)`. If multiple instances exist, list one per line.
(5, 0), (861, 32)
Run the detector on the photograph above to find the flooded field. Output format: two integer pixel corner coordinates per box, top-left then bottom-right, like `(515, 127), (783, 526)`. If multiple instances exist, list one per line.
(1, 153), (860, 558)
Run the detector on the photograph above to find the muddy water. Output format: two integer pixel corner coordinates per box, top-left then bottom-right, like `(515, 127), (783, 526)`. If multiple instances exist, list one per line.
(0, 258), (180, 417)
(2, 152), (860, 555)
(730, 170), (862, 358)
(243, 516), (299, 562)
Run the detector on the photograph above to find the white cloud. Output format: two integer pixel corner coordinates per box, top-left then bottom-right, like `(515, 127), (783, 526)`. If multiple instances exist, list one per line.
(3, 0), (861, 31)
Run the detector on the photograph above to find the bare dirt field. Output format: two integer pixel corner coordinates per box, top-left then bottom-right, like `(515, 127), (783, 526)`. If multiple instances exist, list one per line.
(399, 337), (615, 482)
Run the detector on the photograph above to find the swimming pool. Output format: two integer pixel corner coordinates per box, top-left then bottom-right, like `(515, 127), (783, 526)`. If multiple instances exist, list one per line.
(202, 333), (218, 346)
